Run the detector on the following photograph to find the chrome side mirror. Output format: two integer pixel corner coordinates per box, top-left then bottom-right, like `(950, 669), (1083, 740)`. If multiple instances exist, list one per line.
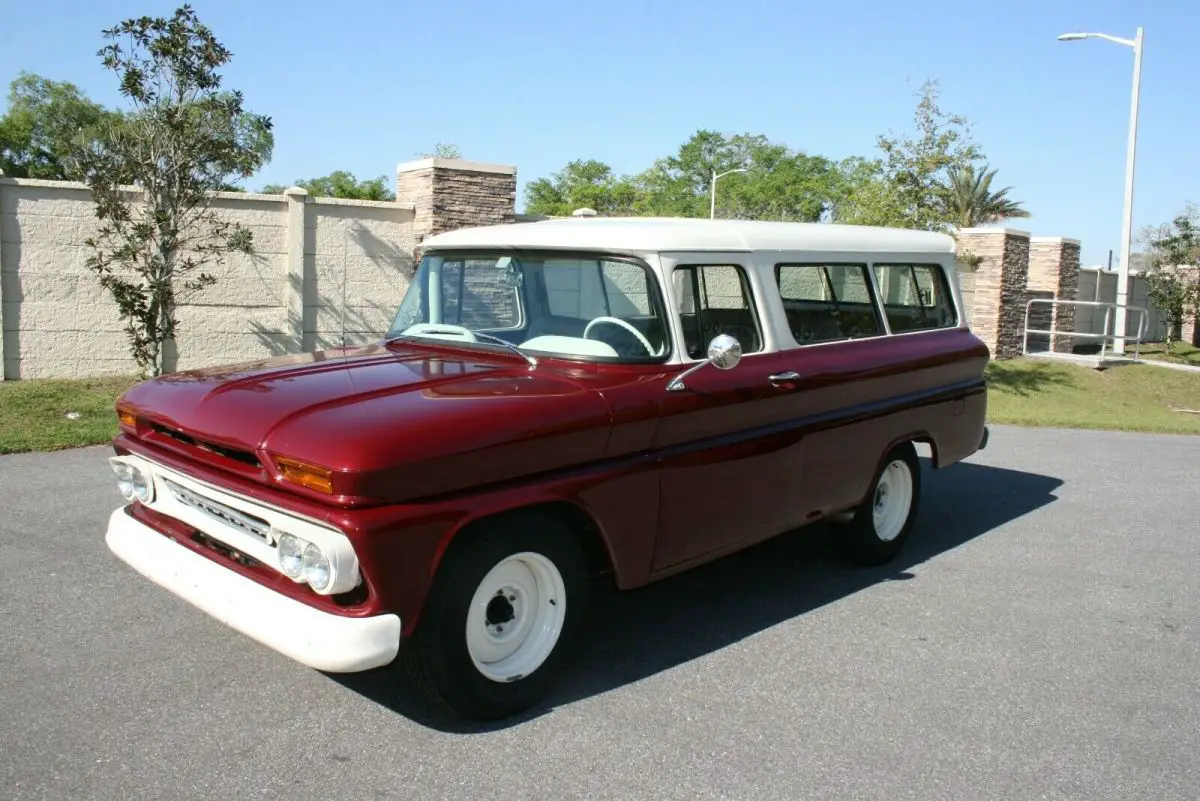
(706, 334), (742, 369)
(667, 334), (743, 392)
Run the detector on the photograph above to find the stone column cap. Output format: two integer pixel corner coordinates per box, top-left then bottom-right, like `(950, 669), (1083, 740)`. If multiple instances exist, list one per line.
(396, 157), (516, 175)
(1029, 235), (1081, 245)
(957, 226), (1032, 237)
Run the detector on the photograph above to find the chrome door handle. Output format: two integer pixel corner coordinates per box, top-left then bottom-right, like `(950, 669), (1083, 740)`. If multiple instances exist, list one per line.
(768, 371), (799, 385)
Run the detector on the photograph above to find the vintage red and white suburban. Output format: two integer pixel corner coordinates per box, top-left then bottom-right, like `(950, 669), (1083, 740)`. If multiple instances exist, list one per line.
(103, 217), (990, 719)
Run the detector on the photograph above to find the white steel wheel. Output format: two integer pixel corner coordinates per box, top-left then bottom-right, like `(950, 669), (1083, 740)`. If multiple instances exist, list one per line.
(465, 551), (567, 683)
(835, 442), (921, 566)
(871, 458), (914, 542)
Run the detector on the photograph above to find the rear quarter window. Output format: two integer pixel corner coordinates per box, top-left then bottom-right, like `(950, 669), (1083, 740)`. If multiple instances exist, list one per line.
(871, 263), (958, 333)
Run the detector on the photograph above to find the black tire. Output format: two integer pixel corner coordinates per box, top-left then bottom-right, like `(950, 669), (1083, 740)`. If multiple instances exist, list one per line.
(403, 512), (590, 721)
(834, 442), (921, 566)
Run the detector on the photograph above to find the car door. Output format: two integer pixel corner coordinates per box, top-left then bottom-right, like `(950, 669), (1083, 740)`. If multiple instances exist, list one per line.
(649, 256), (815, 572)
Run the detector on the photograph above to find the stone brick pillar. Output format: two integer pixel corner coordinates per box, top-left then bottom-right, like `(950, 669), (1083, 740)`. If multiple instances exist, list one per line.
(1028, 237), (1081, 352)
(1182, 267), (1200, 346)
(395, 158), (517, 254)
(955, 228), (1031, 359)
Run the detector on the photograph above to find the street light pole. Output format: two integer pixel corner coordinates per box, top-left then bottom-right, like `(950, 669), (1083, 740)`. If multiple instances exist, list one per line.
(710, 168), (747, 219)
(1057, 27), (1144, 355)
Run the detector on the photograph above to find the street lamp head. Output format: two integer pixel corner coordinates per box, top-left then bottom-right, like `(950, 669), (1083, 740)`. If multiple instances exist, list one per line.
(1057, 32), (1089, 41)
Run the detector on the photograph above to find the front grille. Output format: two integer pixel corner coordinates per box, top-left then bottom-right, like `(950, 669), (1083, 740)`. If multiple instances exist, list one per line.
(162, 477), (272, 544)
(150, 423), (262, 468)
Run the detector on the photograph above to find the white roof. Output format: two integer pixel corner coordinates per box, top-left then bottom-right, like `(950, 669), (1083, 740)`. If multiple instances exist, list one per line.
(421, 217), (956, 254)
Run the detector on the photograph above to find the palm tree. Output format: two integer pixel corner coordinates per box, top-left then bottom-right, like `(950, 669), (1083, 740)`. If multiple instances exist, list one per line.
(943, 164), (1030, 228)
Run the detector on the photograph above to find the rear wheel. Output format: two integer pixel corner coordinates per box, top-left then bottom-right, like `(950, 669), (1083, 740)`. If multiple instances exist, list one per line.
(404, 513), (589, 720)
(834, 442), (921, 566)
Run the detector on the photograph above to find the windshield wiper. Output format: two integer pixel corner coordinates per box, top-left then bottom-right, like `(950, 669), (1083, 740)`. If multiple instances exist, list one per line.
(409, 327), (538, 369)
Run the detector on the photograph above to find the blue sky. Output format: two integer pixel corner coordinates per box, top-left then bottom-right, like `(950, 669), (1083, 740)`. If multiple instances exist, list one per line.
(1, 0), (1197, 267)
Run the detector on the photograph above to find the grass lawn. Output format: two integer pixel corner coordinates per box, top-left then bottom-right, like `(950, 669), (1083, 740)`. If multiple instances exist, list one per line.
(0, 375), (140, 455)
(985, 358), (1200, 435)
(1135, 341), (1200, 367)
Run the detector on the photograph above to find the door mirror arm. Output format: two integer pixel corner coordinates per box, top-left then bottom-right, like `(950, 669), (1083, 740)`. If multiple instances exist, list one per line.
(667, 334), (743, 392)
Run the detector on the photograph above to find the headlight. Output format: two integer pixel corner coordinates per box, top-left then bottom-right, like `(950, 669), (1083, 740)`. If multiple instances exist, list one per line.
(109, 458), (152, 502)
(131, 467), (153, 503)
(112, 462), (135, 500)
(276, 532), (304, 579)
(301, 543), (333, 592)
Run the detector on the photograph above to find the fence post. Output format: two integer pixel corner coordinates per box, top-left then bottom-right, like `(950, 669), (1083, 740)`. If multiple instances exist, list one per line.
(283, 187), (308, 354)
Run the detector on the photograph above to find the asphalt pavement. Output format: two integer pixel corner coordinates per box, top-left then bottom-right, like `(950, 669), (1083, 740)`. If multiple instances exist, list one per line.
(1, 425), (1197, 801)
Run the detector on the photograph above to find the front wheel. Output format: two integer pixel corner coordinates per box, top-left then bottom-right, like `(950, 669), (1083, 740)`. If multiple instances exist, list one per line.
(403, 514), (589, 720)
(834, 442), (921, 566)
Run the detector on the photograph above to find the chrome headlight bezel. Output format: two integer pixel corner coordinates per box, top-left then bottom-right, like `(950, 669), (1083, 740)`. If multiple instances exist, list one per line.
(110, 456), (153, 504)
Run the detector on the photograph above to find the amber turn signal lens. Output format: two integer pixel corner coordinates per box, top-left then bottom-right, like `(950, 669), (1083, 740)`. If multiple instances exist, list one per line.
(117, 409), (137, 429)
(274, 456), (334, 494)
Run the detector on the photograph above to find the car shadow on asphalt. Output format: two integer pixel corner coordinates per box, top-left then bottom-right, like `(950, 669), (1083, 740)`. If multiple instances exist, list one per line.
(331, 456), (1063, 733)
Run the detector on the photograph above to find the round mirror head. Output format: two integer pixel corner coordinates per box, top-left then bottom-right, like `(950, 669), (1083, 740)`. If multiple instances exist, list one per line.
(706, 334), (742, 370)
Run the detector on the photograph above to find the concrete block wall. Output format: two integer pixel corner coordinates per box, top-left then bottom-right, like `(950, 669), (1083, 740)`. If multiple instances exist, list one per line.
(301, 195), (417, 351)
(0, 177), (416, 379)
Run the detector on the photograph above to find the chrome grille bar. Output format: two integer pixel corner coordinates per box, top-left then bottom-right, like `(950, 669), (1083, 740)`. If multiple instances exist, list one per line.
(161, 477), (272, 544)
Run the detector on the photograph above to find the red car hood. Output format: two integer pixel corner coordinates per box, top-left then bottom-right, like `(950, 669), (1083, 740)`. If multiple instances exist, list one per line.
(119, 342), (613, 503)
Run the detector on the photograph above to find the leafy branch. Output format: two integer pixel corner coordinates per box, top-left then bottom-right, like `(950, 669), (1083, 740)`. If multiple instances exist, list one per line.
(69, 4), (273, 377)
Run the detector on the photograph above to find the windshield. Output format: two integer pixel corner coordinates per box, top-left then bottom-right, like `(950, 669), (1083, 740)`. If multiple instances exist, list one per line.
(386, 251), (671, 363)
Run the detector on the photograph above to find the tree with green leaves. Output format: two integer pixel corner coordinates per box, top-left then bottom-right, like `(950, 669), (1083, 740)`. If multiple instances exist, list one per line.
(0, 72), (121, 179)
(262, 170), (394, 200)
(835, 80), (984, 232)
(418, 142), (462, 159)
(521, 81), (1024, 241)
(1140, 203), (1200, 351)
(69, 4), (274, 377)
(943, 164), (1030, 228)
(524, 159), (642, 216)
(713, 136), (841, 222)
(526, 131), (844, 222)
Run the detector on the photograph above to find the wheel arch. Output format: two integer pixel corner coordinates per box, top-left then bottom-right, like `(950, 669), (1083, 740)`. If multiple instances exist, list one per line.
(850, 433), (925, 511)
(430, 499), (617, 587)
(907, 431), (940, 468)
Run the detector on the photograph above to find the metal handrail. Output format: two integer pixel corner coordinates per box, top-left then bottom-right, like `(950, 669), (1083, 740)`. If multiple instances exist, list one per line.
(1022, 298), (1149, 360)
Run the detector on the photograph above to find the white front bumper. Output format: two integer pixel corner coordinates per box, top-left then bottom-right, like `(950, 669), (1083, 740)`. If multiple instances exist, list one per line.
(105, 507), (402, 673)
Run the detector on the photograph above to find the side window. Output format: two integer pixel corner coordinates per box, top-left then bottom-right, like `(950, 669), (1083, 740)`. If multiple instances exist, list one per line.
(871, 263), (957, 333)
(776, 263), (884, 344)
(440, 259), (523, 330)
(672, 264), (763, 359)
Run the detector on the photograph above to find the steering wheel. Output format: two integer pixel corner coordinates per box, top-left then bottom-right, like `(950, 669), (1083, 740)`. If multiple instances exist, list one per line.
(582, 316), (656, 356)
